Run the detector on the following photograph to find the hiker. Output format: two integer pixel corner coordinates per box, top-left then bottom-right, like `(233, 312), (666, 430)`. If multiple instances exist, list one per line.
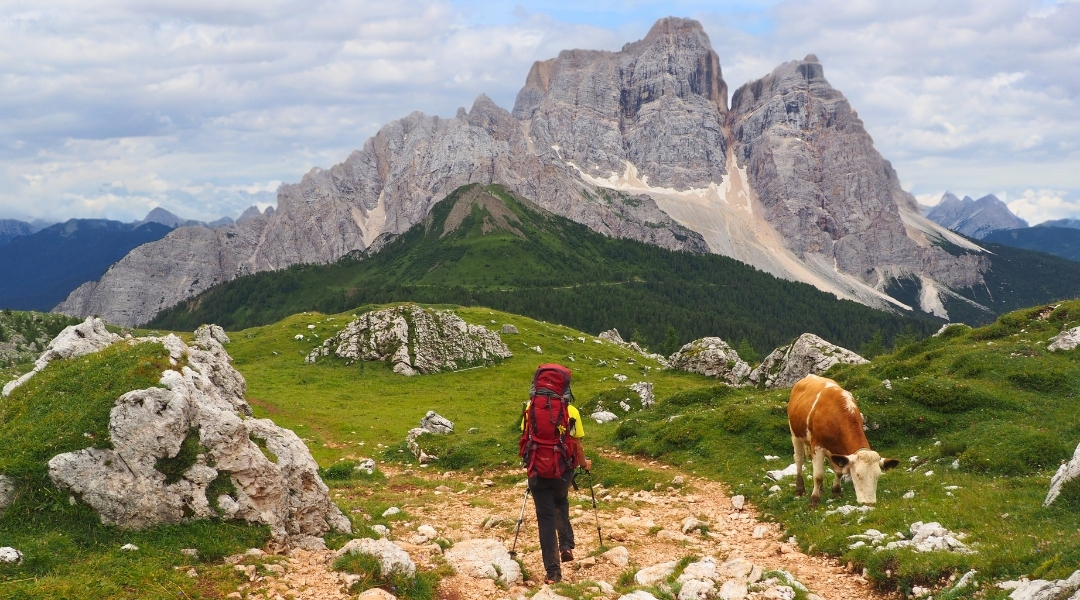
(519, 363), (592, 585)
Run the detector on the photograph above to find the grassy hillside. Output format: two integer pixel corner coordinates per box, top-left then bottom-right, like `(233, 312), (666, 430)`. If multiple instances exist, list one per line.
(0, 340), (268, 598)
(4, 300), (1079, 596)
(600, 301), (1080, 596)
(149, 184), (940, 357)
(222, 301), (1079, 595)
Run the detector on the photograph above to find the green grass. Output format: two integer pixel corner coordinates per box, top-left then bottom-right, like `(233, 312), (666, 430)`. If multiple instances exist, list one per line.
(0, 340), (270, 597)
(597, 300), (1080, 595)
(226, 304), (717, 466)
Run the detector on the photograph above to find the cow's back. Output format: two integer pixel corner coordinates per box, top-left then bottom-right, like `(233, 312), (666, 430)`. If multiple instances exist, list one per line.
(788, 375), (869, 455)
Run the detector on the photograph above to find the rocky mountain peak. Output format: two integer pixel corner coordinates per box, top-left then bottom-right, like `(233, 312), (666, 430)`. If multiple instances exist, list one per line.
(926, 192), (1027, 239)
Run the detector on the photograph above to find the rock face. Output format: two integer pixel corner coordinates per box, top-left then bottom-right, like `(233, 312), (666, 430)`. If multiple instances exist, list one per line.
(312, 305), (511, 375)
(729, 56), (987, 314)
(44, 325), (350, 541)
(748, 333), (867, 389)
(926, 192), (1028, 239)
(668, 337), (751, 385)
(0, 546), (22, 565)
(1044, 442), (1080, 506)
(3, 316), (121, 397)
(55, 18), (991, 326)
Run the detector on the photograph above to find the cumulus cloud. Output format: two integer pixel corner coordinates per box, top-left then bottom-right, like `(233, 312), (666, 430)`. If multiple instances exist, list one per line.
(1, 0), (1078, 222)
(1008, 189), (1080, 225)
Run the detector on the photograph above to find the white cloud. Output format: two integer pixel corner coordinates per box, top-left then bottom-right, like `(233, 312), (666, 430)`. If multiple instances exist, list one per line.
(0, 0), (1078, 223)
(1008, 189), (1080, 225)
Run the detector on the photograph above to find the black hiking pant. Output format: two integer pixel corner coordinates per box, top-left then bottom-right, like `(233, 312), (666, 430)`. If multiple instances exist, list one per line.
(529, 470), (576, 581)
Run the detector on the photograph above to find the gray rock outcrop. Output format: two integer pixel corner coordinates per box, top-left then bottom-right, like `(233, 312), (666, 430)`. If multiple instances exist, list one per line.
(443, 538), (522, 586)
(748, 333), (867, 389)
(313, 304), (511, 375)
(1045, 442), (1080, 507)
(406, 410), (455, 463)
(500, 324), (519, 334)
(1048, 326), (1080, 352)
(926, 192), (1028, 239)
(3, 316), (121, 397)
(668, 337), (751, 385)
(43, 327), (350, 541)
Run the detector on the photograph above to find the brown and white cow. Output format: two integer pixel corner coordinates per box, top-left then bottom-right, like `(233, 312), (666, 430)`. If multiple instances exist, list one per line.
(788, 374), (899, 506)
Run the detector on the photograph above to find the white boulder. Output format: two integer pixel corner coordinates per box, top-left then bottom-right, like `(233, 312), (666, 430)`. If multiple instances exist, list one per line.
(602, 545), (630, 567)
(678, 579), (715, 600)
(0, 547), (22, 564)
(635, 560), (677, 585)
(1001, 569), (1080, 600)
(748, 333), (867, 389)
(3, 316), (121, 396)
(335, 537), (416, 578)
(591, 411), (618, 424)
(668, 337), (751, 386)
(1048, 326), (1080, 352)
(1045, 442), (1080, 506)
(501, 324), (519, 334)
(45, 329), (350, 542)
(443, 539), (522, 586)
(619, 592), (660, 600)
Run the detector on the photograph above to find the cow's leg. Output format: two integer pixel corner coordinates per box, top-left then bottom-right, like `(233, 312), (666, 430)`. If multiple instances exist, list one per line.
(792, 434), (805, 497)
(810, 446), (827, 508)
(832, 466), (843, 498)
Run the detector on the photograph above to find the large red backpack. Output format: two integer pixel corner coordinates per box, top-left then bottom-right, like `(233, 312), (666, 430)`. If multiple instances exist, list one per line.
(520, 364), (577, 479)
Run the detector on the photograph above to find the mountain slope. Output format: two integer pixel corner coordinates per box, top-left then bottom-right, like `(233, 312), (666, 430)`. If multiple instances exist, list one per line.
(982, 226), (1080, 263)
(59, 17), (988, 327)
(0, 219), (172, 311)
(0, 219), (32, 246)
(149, 184), (940, 355)
(926, 192), (1027, 239)
(1039, 218), (1080, 230)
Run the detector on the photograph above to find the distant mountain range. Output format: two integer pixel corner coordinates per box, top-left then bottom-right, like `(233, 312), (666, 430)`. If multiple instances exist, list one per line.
(983, 226), (1080, 264)
(148, 184), (945, 354)
(0, 219), (173, 311)
(0, 207), (242, 311)
(55, 17), (1013, 327)
(920, 193), (1080, 264)
(924, 192), (1027, 239)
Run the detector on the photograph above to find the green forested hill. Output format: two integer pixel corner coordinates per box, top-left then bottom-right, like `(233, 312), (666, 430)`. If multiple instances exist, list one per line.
(149, 184), (939, 355)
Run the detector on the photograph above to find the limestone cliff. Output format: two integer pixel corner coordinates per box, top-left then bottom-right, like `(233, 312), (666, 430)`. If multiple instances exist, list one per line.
(55, 18), (990, 326)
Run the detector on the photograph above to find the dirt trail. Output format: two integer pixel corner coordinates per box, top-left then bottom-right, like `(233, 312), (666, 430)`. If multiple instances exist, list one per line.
(236, 451), (891, 600)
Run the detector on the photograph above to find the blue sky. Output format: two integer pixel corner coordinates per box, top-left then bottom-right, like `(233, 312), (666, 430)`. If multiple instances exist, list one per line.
(1, 0), (1078, 224)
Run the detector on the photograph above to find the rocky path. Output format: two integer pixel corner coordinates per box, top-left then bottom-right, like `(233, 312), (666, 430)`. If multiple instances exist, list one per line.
(234, 451), (891, 600)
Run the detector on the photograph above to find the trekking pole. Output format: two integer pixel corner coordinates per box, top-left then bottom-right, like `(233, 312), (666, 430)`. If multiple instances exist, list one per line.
(585, 467), (603, 549)
(509, 486), (531, 558)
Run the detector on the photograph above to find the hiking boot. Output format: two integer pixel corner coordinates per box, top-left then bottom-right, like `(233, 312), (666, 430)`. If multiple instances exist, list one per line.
(560, 549), (574, 562)
(544, 573), (562, 585)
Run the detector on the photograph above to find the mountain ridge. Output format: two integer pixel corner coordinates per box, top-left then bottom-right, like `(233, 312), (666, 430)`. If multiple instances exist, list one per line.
(57, 17), (1021, 326)
(147, 183), (941, 355)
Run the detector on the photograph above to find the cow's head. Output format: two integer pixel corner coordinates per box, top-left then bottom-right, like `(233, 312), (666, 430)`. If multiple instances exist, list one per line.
(831, 449), (900, 504)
